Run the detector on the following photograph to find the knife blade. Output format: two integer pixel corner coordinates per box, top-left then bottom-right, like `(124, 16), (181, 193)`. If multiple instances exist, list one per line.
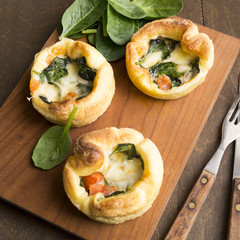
(228, 74), (240, 240)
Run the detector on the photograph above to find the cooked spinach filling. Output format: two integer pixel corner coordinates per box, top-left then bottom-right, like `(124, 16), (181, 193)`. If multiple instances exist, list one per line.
(137, 37), (200, 89)
(111, 143), (144, 169)
(76, 57), (97, 81)
(38, 56), (97, 103)
(148, 37), (177, 60)
(41, 57), (70, 83)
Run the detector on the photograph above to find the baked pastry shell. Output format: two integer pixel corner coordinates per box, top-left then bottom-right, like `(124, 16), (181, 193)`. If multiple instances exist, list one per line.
(126, 18), (214, 100)
(63, 127), (164, 224)
(30, 38), (115, 127)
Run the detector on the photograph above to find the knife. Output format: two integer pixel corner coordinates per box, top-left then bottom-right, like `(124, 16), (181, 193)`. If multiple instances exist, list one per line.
(228, 75), (240, 240)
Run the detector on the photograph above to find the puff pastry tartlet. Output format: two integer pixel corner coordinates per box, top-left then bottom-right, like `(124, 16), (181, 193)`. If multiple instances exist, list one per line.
(30, 38), (115, 127)
(63, 127), (163, 224)
(126, 18), (214, 99)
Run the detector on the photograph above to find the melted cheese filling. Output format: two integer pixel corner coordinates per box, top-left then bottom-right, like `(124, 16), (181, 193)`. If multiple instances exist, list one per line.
(140, 44), (197, 71)
(34, 61), (93, 102)
(102, 152), (143, 192)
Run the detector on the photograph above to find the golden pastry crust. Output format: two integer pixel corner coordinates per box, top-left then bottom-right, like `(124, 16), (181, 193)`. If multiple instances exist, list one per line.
(30, 38), (115, 127)
(126, 18), (214, 99)
(63, 127), (164, 224)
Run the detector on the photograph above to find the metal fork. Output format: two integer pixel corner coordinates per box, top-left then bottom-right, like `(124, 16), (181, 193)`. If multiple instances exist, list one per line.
(165, 92), (240, 240)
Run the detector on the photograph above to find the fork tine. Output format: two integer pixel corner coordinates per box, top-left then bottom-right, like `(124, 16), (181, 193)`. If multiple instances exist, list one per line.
(225, 93), (240, 121)
(232, 108), (240, 123)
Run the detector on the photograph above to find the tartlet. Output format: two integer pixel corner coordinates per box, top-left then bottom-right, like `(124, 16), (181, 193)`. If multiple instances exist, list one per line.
(30, 38), (115, 127)
(63, 127), (163, 224)
(126, 18), (214, 100)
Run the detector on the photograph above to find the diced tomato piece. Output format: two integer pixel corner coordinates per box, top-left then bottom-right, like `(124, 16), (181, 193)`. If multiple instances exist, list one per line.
(156, 75), (171, 90)
(103, 186), (116, 197)
(30, 78), (40, 93)
(82, 172), (104, 190)
(89, 184), (107, 196)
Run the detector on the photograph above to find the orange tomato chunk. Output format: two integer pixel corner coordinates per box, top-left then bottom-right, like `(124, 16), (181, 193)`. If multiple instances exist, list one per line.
(156, 74), (171, 90)
(82, 172), (104, 190)
(30, 78), (40, 93)
(89, 184), (107, 196)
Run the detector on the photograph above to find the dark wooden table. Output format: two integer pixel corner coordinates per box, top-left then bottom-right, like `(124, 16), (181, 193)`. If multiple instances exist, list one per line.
(0, 1), (239, 239)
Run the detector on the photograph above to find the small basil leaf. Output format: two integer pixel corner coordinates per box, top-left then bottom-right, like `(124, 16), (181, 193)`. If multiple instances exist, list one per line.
(32, 105), (78, 170)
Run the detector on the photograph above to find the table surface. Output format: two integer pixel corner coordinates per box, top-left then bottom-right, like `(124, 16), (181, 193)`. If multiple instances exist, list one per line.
(0, 0), (239, 239)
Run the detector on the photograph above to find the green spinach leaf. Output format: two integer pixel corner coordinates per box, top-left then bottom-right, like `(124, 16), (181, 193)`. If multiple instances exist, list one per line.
(107, 5), (139, 45)
(88, 33), (96, 45)
(76, 57), (97, 80)
(111, 143), (140, 160)
(148, 37), (177, 60)
(133, 0), (183, 19)
(59, 0), (107, 39)
(32, 105), (78, 170)
(96, 24), (126, 61)
(149, 62), (183, 79)
(108, 0), (146, 19)
(41, 57), (70, 84)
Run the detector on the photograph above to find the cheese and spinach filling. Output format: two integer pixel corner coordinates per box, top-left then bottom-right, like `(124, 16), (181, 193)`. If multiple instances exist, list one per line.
(80, 143), (144, 197)
(103, 143), (144, 193)
(34, 56), (96, 103)
(137, 37), (200, 89)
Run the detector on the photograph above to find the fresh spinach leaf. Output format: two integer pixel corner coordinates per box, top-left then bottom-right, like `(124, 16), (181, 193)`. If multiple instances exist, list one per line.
(133, 0), (183, 19)
(95, 24), (126, 61)
(59, 0), (107, 39)
(149, 62), (183, 79)
(111, 143), (140, 160)
(107, 5), (139, 45)
(88, 33), (96, 45)
(32, 105), (78, 170)
(76, 57), (97, 80)
(41, 57), (70, 84)
(108, 0), (146, 19)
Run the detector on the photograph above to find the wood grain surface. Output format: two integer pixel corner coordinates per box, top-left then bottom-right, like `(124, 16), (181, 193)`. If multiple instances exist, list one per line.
(0, 0), (239, 240)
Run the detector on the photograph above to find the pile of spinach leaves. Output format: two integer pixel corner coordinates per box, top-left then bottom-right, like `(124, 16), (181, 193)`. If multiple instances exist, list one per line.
(58, 0), (183, 61)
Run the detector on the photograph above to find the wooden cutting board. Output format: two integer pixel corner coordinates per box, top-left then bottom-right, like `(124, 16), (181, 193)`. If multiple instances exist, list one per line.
(0, 22), (239, 240)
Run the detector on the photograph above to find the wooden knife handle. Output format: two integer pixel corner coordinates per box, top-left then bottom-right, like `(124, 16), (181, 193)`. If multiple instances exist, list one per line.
(165, 169), (216, 240)
(228, 178), (240, 240)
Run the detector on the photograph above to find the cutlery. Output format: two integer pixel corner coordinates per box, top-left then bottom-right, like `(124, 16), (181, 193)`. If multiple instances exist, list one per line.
(228, 75), (240, 240)
(165, 86), (240, 240)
